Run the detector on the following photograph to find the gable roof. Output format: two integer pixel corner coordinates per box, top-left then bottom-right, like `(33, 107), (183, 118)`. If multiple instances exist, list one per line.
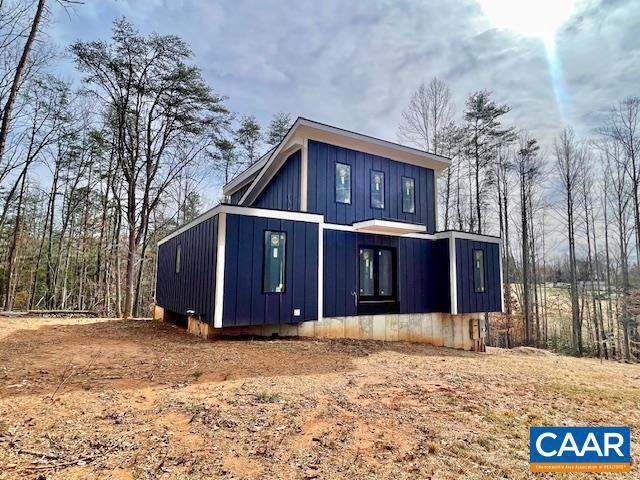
(223, 117), (451, 205)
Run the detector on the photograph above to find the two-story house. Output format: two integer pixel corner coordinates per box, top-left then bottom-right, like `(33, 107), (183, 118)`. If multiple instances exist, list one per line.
(154, 118), (503, 350)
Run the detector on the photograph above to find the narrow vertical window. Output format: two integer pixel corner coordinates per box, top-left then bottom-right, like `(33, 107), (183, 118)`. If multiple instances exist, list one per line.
(370, 170), (385, 209)
(335, 163), (351, 204)
(378, 249), (394, 296)
(473, 249), (485, 293)
(402, 176), (415, 213)
(264, 231), (286, 293)
(175, 244), (181, 274)
(359, 248), (375, 296)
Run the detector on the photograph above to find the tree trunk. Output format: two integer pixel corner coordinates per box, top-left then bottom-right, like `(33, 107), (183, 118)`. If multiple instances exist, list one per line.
(0, 0), (46, 165)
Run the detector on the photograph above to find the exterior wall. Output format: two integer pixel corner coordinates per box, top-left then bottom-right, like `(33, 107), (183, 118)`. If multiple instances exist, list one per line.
(307, 140), (436, 232)
(253, 150), (301, 210)
(210, 312), (484, 351)
(156, 214), (218, 324)
(455, 238), (501, 313)
(222, 213), (318, 326)
(229, 184), (250, 205)
(399, 237), (450, 313)
(323, 230), (450, 317)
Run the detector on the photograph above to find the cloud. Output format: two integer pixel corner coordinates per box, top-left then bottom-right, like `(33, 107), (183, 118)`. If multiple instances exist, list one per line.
(48, 0), (639, 177)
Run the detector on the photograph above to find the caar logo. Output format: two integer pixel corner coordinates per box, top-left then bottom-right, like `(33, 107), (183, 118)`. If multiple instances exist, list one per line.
(530, 426), (631, 472)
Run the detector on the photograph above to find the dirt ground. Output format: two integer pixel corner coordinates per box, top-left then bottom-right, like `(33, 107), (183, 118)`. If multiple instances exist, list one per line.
(0, 317), (638, 479)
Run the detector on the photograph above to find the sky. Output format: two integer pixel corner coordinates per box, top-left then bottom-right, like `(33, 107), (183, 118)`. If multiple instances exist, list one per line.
(48, 0), (640, 197)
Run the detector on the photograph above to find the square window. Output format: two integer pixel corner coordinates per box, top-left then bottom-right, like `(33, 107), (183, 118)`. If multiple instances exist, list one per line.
(370, 170), (385, 209)
(335, 163), (351, 204)
(175, 244), (181, 274)
(473, 250), (485, 293)
(264, 231), (286, 293)
(402, 176), (415, 213)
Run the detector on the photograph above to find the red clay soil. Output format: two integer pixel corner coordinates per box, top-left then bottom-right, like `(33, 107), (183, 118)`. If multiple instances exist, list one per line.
(0, 317), (638, 479)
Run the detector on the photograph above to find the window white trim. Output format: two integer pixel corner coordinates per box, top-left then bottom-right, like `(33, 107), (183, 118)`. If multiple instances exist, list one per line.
(214, 212), (226, 328)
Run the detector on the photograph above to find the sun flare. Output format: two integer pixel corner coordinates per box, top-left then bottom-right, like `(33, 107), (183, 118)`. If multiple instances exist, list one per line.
(478, 0), (575, 49)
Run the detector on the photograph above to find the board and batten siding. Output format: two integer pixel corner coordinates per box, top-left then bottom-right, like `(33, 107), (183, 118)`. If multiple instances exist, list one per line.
(455, 238), (501, 313)
(156, 214), (219, 324)
(253, 150), (301, 210)
(323, 230), (450, 317)
(222, 213), (318, 326)
(399, 237), (450, 314)
(307, 140), (436, 232)
(229, 184), (250, 205)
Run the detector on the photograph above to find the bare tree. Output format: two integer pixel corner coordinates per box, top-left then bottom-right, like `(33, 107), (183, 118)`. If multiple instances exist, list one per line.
(398, 77), (454, 154)
(71, 19), (230, 317)
(555, 128), (584, 355)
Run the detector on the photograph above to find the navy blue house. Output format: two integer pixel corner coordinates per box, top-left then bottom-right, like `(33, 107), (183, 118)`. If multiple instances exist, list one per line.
(155, 118), (503, 350)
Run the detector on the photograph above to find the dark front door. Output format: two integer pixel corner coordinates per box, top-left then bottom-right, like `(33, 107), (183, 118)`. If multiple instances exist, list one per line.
(358, 246), (399, 314)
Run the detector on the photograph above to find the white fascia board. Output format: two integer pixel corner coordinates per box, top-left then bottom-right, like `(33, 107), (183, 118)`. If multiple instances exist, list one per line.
(157, 204), (324, 246)
(435, 230), (502, 245)
(222, 148), (274, 196)
(352, 219), (427, 235)
(297, 118), (451, 170)
(240, 117), (452, 207)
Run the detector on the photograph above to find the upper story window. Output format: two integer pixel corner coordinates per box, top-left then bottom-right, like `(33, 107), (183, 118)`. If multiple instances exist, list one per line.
(175, 244), (181, 274)
(370, 170), (385, 209)
(264, 231), (286, 293)
(402, 176), (415, 213)
(473, 249), (485, 293)
(335, 163), (351, 204)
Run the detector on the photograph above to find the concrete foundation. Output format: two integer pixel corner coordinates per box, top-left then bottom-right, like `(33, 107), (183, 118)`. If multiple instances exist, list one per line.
(202, 313), (485, 351)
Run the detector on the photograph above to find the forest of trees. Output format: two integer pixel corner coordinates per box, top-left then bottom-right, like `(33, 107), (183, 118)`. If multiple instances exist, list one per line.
(0, 2), (291, 318)
(399, 77), (640, 361)
(1, 2), (638, 361)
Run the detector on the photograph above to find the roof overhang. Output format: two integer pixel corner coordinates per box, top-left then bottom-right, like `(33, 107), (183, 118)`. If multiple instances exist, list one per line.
(222, 147), (274, 196)
(352, 219), (428, 235)
(237, 117), (451, 206)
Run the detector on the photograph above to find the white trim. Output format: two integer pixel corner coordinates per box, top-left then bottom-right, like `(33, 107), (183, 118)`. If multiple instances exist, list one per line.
(240, 117), (452, 206)
(222, 148), (274, 196)
(448, 232), (458, 315)
(297, 118), (450, 167)
(300, 138), (308, 211)
(352, 219), (427, 235)
(317, 223), (323, 322)
(213, 212), (226, 328)
(157, 204), (324, 246)
(436, 231), (501, 244)
(323, 223), (356, 232)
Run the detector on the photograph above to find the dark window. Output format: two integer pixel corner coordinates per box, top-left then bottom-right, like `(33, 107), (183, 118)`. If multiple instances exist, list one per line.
(358, 246), (396, 301)
(175, 244), (181, 274)
(335, 162), (351, 204)
(359, 248), (375, 297)
(473, 249), (485, 293)
(402, 176), (415, 213)
(371, 170), (385, 209)
(264, 231), (286, 293)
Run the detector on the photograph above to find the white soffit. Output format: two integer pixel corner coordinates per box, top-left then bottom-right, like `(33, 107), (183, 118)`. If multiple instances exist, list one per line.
(352, 219), (428, 235)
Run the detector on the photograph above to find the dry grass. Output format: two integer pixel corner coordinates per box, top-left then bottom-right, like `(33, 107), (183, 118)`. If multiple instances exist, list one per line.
(0, 316), (638, 479)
